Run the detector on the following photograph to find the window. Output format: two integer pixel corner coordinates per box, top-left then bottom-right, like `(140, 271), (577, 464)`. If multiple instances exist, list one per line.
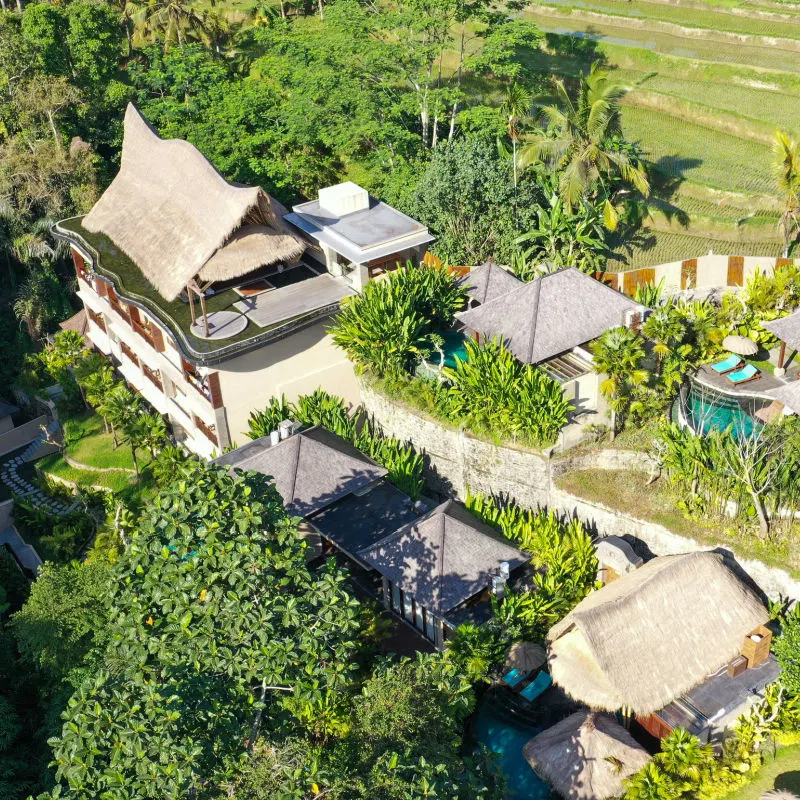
(426, 611), (436, 642)
(391, 582), (401, 612)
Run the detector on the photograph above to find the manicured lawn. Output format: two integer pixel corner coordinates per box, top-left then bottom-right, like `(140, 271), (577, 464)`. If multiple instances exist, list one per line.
(555, 468), (800, 578)
(62, 412), (137, 471)
(722, 744), (800, 800)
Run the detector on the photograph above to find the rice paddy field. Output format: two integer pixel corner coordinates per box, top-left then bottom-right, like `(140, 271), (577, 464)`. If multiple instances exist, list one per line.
(522, 0), (799, 266)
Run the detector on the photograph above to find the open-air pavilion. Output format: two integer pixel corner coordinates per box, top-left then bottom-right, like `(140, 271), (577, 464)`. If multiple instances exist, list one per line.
(763, 310), (800, 371)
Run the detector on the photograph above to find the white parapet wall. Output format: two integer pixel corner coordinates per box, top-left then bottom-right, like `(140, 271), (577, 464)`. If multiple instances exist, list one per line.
(603, 254), (797, 295)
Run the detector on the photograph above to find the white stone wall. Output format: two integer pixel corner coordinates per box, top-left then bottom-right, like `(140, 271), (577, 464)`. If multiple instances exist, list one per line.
(360, 384), (800, 601)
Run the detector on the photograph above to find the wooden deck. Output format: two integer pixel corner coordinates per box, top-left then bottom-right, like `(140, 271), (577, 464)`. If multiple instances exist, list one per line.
(694, 364), (792, 399)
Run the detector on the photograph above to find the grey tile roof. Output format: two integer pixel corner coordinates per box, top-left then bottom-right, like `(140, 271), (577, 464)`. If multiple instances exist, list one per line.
(763, 309), (800, 350)
(765, 378), (800, 412)
(214, 426), (387, 517)
(309, 481), (419, 557)
(456, 267), (641, 365)
(456, 262), (522, 305)
(357, 500), (528, 615)
(0, 400), (19, 419)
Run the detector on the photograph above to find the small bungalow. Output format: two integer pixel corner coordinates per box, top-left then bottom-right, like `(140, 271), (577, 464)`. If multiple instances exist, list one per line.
(358, 500), (529, 647)
(217, 428), (528, 648)
(524, 711), (651, 800)
(456, 261), (522, 308)
(762, 310), (800, 372)
(456, 267), (645, 414)
(547, 551), (775, 742)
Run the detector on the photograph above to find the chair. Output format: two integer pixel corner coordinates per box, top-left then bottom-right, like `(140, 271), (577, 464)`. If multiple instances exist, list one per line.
(500, 668), (528, 689)
(727, 364), (761, 385)
(520, 671), (552, 703)
(711, 354), (743, 374)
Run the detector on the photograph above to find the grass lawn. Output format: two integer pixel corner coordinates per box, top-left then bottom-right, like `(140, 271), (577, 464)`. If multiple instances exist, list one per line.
(722, 744), (800, 799)
(555, 468), (800, 578)
(62, 412), (138, 471)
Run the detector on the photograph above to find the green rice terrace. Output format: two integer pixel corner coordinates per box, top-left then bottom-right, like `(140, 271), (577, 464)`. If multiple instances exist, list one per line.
(522, 0), (800, 266)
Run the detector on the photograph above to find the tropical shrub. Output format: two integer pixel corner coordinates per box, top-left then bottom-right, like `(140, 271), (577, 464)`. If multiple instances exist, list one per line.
(246, 394), (294, 440)
(330, 263), (466, 377)
(775, 610), (800, 696)
(442, 338), (572, 447)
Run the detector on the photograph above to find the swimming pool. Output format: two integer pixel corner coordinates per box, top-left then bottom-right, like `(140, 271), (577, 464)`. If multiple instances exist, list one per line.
(678, 381), (763, 439)
(472, 699), (553, 800)
(440, 329), (469, 370)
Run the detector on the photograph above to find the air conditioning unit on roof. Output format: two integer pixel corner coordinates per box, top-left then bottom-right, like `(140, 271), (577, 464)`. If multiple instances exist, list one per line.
(319, 181), (369, 217)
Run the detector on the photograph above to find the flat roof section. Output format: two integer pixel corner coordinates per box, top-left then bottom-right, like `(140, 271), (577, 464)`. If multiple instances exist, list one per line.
(286, 198), (434, 265)
(308, 481), (420, 559)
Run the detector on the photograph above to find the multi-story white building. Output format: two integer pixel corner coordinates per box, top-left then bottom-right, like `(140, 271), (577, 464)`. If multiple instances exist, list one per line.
(55, 104), (432, 458)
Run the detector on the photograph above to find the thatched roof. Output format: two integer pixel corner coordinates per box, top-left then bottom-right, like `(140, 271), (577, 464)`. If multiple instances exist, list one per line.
(525, 711), (650, 800)
(84, 104), (304, 302)
(358, 500), (528, 616)
(456, 268), (640, 365)
(765, 380), (800, 414)
(763, 310), (800, 350)
(547, 552), (769, 714)
(457, 262), (522, 305)
(58, 309), (88, 336)
(213, 426), (386, 518)
(506, 641), (546, 672)
(594, 536), (643, 575)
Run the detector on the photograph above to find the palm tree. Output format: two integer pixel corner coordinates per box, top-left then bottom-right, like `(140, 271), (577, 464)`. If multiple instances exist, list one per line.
(138, 0), (213, 52)
(517, 64), (649, 228)
(501, 83), (532, 192)
(642, 304), (686, 374)
(135, 413), (168, 459)
(13, 274), (48, 340)
(656, 729), (712, 784)
(83, 367), (119, 434)
(773, 130), (800, 257)
(100, 385), (140, 449)
(591, 326), (649, 439)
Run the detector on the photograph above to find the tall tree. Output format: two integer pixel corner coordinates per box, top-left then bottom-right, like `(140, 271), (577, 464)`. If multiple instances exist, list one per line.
(517, 64), (649, 228)
(501, 82), (531, 193)
(773, 130), (800, 257)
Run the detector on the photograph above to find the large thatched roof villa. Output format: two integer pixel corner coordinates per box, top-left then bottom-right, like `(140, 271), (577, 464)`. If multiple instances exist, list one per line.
(54, 105), (431, 457)
(547, 551), (778, 742)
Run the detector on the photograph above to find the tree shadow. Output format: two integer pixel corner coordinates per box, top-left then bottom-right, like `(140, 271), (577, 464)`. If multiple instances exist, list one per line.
(776, 770), (800, 793)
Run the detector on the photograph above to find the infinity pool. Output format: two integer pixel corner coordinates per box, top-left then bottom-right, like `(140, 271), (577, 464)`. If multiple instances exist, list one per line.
(678, 381), (763, 439)
(472, 700), (552, 800)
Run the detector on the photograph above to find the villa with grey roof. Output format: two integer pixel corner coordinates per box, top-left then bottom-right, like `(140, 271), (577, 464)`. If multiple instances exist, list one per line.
(217, 426), (529, 648)
(456, 267), (647, 416)
(54, 105), (431, 458)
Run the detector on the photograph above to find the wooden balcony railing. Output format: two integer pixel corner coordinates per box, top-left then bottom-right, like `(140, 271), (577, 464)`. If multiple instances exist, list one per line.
(120, 340), (139, 367)
(87, 308), (106, 333)
(142, 363), (163, 392)
(182, 359), (212, 402)
(193, 415), (218, 445)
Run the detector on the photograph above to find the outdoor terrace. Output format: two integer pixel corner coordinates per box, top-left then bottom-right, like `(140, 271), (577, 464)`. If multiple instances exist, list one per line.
(694, 363), (798, 400)
(55, 216), (354, 365)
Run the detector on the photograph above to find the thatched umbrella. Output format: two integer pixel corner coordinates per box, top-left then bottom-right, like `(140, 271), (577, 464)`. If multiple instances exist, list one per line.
(524, 711), (651, 800)
(760, 791), (800, 800)
(505, 641), (546, 673)
(722, 334), (759, 356)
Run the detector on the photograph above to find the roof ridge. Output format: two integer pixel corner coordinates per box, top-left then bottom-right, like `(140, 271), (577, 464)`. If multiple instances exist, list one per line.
(526, 277), (543, 363)
(286, 434), (303, 506)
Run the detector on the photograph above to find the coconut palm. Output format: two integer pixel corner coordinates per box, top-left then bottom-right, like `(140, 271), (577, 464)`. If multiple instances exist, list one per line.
(642, 304), (686, 374)
(656, 728), (713, 783)
(591, 326), (649, 439)
(13, 274), (49, 340)
(83, 367), (118, 434)
(773, 130), (800, 257)
(501, 82), (532, 192)
(137, 0), (213, 52)
(135, 413), (168, 459)
(517, 64), (649, 228)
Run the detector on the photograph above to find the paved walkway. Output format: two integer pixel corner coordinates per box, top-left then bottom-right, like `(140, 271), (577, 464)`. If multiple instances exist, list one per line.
(0, 425), (78, 516)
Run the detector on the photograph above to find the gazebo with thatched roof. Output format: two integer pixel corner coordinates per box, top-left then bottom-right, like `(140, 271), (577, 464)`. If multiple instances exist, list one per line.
(762, 310), (800, 369)
(83, 104), (305, 333)
(547, 552), (769, 715)
(524, 711), (651, 800)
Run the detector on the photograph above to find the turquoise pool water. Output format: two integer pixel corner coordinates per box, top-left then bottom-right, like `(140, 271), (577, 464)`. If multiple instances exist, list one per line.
(473, 702), (552, 800)
(440, 329), (469, 370)
(680, 381), (763, 439)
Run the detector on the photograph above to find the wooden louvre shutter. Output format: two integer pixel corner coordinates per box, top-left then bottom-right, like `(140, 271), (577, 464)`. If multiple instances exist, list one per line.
(96, 279), (108, 298)
(727, 256), (744, 287)
(150, 326), (165, 352)
(681, 259), (697, 290)
(622, 269), (653, 297)
(776, 258), (793, 270)
(207, 371), (223, 409)
(71, 249), (85, 277)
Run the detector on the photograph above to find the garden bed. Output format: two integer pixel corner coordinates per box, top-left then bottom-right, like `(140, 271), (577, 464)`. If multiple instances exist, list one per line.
(555, 468), (800, 578)
(721, 743), (800, 800)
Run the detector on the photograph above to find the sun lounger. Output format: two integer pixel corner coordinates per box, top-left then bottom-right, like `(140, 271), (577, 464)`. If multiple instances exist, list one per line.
(711, 354), (743, 374)
(501, 668), (528, 689)
(520, 670), (552, 703)
(727, 364), (761, 385)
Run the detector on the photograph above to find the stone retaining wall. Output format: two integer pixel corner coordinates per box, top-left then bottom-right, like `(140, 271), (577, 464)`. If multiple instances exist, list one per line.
(361, 384), (800, 601)
(63, 453), (134, 474)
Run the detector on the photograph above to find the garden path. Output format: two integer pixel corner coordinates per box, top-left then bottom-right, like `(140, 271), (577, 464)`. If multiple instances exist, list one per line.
(0, 427), (78, 515)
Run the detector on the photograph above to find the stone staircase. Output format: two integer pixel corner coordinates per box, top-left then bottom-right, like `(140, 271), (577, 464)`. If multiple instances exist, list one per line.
(0, 420), (78, 515)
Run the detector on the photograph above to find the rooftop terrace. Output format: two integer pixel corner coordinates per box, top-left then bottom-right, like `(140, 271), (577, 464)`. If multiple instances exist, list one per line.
(56, 217), (354, 366)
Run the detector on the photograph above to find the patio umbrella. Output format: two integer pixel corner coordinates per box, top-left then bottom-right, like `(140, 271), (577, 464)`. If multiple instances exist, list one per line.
(505, 641), (546, 673)
(723, 335), (758, 356)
